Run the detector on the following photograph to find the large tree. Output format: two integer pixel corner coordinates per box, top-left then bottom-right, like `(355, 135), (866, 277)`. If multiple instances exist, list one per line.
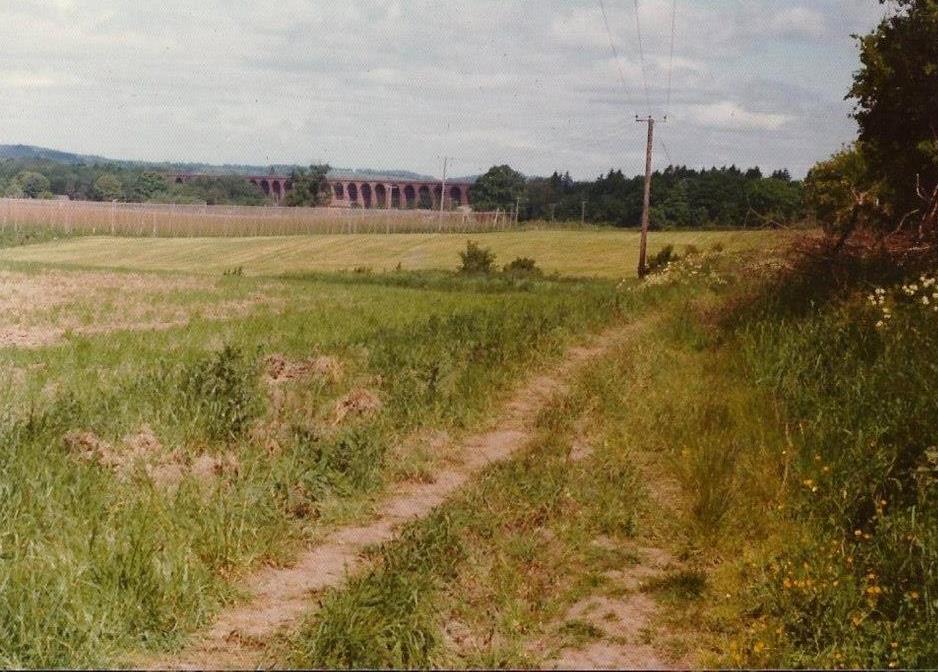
(470, 165), (526, 212)
(129, 171), (168, 202)
(850, 0), (938, 222)
(285, 165), (331, 207)
(92, 174), (123, 202)
(15, 171), (51, 199)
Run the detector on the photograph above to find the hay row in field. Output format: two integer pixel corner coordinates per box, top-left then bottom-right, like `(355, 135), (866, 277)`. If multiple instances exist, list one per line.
(0, 198), (517, 236)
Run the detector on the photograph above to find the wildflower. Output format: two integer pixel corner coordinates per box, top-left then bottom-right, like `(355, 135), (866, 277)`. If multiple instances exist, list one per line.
(923, 296), (931, 306)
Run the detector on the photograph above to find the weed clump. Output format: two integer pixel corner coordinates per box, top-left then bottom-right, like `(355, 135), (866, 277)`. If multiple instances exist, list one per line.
(182, 345), (260, 441)
(503, 256), (543, 277)
(458, 240), (496, 274)
(647, 244), (678, 274)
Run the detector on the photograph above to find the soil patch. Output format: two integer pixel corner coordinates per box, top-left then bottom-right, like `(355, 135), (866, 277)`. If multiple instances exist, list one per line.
(64, 426), (239, 491)
(264, 353), (343, 384)
(332, 388), (382, 424)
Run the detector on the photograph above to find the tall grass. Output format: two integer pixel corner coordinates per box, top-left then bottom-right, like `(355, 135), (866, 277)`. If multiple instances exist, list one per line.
(0, 270), (624, 667)
(731, 262), (938, 668)
(0, 198), (513, 237)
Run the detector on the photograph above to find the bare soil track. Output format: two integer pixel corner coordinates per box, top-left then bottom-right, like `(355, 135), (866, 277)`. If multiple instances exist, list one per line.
(140, 320), (642, 670)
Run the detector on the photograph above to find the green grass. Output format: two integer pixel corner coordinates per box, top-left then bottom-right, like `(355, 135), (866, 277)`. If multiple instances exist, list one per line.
(0, 263), (628, 667)
(5, 230), (932, 668)
(0, 230), (791, 278)
(280, 244), (938, 670)
(284, 333), (653, 669)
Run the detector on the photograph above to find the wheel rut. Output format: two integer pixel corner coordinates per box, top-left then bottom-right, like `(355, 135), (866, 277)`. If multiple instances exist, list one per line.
(140, 321), (639, 670)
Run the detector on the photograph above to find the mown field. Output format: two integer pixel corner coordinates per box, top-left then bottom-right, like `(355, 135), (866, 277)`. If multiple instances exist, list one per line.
(0, 229), (791, 278)
(1, 228), (934, 669)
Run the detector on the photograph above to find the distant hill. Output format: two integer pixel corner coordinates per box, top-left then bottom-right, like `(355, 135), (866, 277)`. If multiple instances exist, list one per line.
(0, 144), (440, 181)
(0, 144), (109, 164)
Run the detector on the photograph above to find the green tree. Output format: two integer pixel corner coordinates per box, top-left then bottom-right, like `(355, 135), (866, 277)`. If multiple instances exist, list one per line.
(92, 174), (123, 202)
(850, 0), (938, 222)
(470, 165), (526, 211)
(129, 171), (168, 202)
(804, 144), (886, 237)
(15, 171), (50, 198)
(285, 165), (331, 207)
(3, 180), (24, 198)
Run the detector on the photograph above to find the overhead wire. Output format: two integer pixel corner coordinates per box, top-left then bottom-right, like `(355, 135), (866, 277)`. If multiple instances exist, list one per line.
(666, 0), (677, 114)
(597, 0), (678, 168)
(597, 0), (631, 93)
(632, 0), (653, 114)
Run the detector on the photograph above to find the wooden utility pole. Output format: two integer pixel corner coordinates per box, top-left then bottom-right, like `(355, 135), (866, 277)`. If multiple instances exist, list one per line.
(636, 115), (655, 278)
(581, 199), (587, 226)
(439, 157), (449, 217)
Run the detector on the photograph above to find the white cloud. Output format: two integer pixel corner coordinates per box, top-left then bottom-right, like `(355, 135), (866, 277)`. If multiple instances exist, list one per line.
(687, 102), (791, 131)
(0, 71), (61, 89)
(769, 7), (826, 40)
(0, 1), (883, 178)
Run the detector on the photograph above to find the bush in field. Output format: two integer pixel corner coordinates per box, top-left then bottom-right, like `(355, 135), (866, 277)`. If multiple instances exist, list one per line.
(503, 257), (542, 277)
(182, 345), (259, 441)
(647, 244), (677, 274)
(458, 240), (496, 274)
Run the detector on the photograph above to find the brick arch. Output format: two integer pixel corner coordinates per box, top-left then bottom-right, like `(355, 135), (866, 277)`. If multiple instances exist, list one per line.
(417, 185), (432, 209)
(403, 185), (417, 208)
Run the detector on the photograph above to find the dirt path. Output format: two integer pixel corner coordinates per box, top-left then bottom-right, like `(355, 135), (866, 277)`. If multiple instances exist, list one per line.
(140, 321), (639, 670)
(548, 380), (693, 671)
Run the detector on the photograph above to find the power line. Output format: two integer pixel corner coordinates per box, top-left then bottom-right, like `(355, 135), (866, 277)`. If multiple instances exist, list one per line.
(597, 0), (630, 93)
(632, 0), (653, 113)
(666, 0), (677, 113)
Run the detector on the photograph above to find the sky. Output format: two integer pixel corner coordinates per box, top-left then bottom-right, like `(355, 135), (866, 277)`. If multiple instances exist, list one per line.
(0, 1), (888, 180)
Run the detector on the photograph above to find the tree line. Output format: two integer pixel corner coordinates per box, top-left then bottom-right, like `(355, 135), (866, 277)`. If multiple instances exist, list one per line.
(469, 164), (803, 228)
(0, 160), (271, 206)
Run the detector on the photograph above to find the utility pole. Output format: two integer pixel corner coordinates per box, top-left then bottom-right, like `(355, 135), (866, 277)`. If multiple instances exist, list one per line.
(439, 156), (449, 217)
(581, 199), (587, 226)
(636, 115), (656, 278)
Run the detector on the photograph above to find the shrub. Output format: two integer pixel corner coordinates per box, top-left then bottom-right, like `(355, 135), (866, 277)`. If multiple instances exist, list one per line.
(647, 245), (677, 274)
(503, 257), (542, 277)
(182, 345), (259, 441)
(458, 240), (496, 274)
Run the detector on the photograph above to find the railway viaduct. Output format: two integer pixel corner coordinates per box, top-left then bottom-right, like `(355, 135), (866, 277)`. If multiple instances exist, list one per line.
(170, 173), (474, 209)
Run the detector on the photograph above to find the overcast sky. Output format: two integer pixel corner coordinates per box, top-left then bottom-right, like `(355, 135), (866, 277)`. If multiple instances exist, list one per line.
(1, 1), (887, 179)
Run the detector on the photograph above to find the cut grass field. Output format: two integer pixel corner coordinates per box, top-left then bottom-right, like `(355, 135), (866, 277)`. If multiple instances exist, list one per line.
(0, 229), (793, 278)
